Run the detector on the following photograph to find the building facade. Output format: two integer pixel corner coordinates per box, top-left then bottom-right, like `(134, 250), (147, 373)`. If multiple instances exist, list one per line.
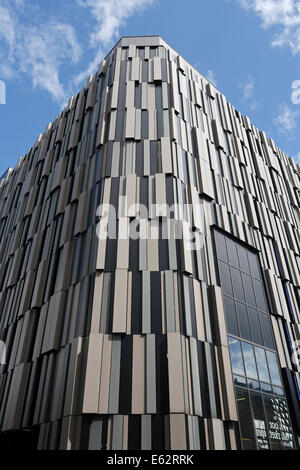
(0, 36), (299, 450)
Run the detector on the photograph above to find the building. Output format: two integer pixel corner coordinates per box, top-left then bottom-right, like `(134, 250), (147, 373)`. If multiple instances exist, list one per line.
(0, 36), (299, 450)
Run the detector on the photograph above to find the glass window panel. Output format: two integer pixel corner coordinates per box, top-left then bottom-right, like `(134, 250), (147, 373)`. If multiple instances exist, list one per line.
(219, 261), (233, 296)
(247, 379), (260, 391)
(261, 383), (272, 393)
(242, 274), (256, 307)
(242, 342), (258, 379)
(263, 396), (294, 450)
(229, 337), (245, 376)
(236, 302), (252, 341)
(226, 238), (239, 268)
(248, 308), (263, 345)
(248, 251), (261, 279)
(233, 375), (247, 388)
(254, 346), (270, 383)
(250, 391), (270, 450)
(215, 231), (228, 262)
(237, 244), (250, 274)
(235, 388), (256, 450)
(259, 313), (275, 350)
(223, 296), (239, 336)
(273, 386), (284, 397)
(231, 267), (245, 302)
(266, 351), (281, 386)
(253, 279), (267, 311)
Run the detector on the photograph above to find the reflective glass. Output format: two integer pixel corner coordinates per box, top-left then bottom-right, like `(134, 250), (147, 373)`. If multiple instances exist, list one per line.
(273, 386), (284, 397)
(235, 388), (256, 450)
(242, 274), (256, 307)
(226, 238), (239, 268)
(247, 379), (260, 391)
(248, 251), (260, 279)
(261, 383), (272, 393)
(231, 267), (245, 302)
(215, 231), (228, 262)
(229, 337), (245, 376)
(254, 346), (270, 383)
(233, 375), (247, 388)
(219, 261), (233, 296)
(250, 392), (269, 450)
(237, 244), (250, 274)
(223, 296), (239, 336)
(242, 342), (258, 379)
(236, 302), (252, 341)
(259, 313), (275, 350)
(263, 396), (294, 450)
(248, 308), (263, 345)
(253, 279), (267, 311)
(266, 351), (281, 386)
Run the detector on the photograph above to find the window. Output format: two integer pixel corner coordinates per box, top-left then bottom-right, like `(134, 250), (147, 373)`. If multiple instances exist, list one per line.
(235, 388), (256, 450)
(214, 231), (295, 450)
(214, 230), (274, 348)
(242, 342), (258, 380)
(229, 338), (245, 376)
(228, 336), (294, 450)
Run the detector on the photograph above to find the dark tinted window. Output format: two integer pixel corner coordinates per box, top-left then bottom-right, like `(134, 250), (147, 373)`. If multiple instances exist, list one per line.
(250, 392), (269, 450)
(219, 261), (233, 296)
(231, 268), (245, 302)
(248, 308), (263, 345)
(226, 238), (239, 268)
(223, 296), (239, 336)
(236, 302), (251, 341)
(235, 388), (256, 450)
(214, 230), (228, 262)
(237, 244), (250, 274)
(253, 279), (267, 311)
(242, 274), (256, 307)
(260, 313), (275, 349)
(248, 251), (260, 279)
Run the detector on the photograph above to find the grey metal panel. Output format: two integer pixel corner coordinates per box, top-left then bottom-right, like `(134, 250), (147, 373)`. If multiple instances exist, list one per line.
(108, 336), (121, 413)
(89, 420), (103, 450)
(112, 415), (123, 450)
(165, 271), (176, 332)
(141, 415), (151, 450)
(142, 271), (151, 334)
(146, 334), (156, 414)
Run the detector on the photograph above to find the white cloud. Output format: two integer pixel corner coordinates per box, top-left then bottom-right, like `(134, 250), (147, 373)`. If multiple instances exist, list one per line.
(249, 101), (260, 110)
(0, 2), (81, 104)
(241, 75), (254, 100)
(295, 152), (300, 162)
(0, 0), (156, 103)
(274, 103), (299, 133)
(17, 23), (82, 104)
(0, 5), (17, 79)
(206, 70), (217, 86)
(74, 0), (155, 84)
(236, 0), (300, 54)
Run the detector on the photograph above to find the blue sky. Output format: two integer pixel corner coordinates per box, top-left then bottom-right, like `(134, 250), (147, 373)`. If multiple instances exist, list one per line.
(1, 0), (300, 176)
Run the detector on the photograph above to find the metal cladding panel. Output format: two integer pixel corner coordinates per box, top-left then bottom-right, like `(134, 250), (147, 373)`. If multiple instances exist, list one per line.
(0, 36), (299, 450)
